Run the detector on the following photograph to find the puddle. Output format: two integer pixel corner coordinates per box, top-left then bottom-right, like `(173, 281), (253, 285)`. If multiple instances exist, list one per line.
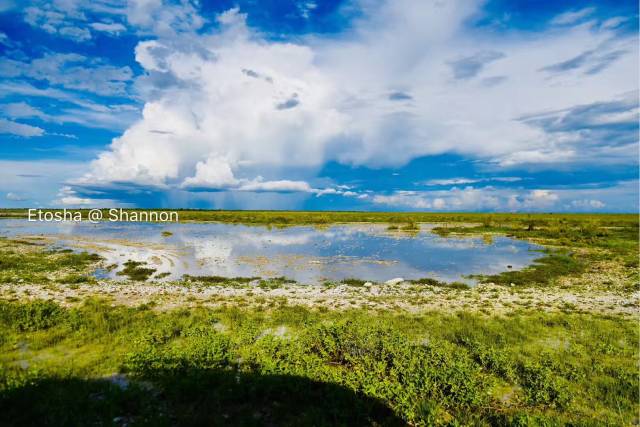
(0, 220), (543, 285)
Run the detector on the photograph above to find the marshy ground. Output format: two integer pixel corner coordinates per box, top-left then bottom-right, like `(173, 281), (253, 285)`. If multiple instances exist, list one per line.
(0, 212), (638, 426)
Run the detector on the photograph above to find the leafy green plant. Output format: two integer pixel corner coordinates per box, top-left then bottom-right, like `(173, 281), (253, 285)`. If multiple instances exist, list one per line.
(0, 300), (66, 332)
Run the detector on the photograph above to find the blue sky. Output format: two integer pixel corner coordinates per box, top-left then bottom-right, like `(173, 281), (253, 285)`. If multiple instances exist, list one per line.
(0, 0), (637, 212)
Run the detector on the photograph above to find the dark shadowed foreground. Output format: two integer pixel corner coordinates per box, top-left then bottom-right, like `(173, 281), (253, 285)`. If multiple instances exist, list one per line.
(1, 370), (404, 426)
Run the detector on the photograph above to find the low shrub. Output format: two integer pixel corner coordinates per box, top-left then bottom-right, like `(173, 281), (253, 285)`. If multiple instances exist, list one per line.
(0, 300), (66, 332)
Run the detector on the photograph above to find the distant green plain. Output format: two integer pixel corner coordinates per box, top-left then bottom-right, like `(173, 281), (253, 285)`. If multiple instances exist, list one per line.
(1, 208), (637, 225)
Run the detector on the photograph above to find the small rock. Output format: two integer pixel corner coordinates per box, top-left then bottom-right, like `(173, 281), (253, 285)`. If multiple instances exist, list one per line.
(385, 278), (404, 285)
(510, 283), (515, 287)
(363, 282), (373, 287)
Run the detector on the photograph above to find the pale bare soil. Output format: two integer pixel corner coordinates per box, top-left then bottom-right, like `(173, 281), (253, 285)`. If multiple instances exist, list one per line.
(2, 261), (637, 316)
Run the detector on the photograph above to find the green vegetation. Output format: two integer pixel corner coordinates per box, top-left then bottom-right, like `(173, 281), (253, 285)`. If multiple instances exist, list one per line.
(430, 214), (637, 251)
(431, 215), (638, 289)
(57, 274), (97, 285)
(1, 209), (636, 227)
(400, 221), (420, 231)
(0, 299), (637, 425)
(474, 251), (585, 287)
(411, 278), (471, 290)
(0, 237), (102, 284)
(258, 276), (296, 289)
(387, 221), (420, 232)
(341, 278), (369, 286)
(116, 260), (157, 281)
(182, 274), (258, 284)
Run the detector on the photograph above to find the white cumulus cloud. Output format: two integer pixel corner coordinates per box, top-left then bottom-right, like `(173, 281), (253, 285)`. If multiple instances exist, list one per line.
(72, 0), (637, 204)
(371, 185), (628, 212)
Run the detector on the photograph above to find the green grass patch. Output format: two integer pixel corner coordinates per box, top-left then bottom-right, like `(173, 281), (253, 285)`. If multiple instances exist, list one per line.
(258, 276), (296, 289)
(116, 260), (156, 281)
(341, 278), (368, 286)
(0, 239), (102, 284)
(410, 277), (471, 290)
(182, 275), (258, 284)
(475, 251), (585, 287)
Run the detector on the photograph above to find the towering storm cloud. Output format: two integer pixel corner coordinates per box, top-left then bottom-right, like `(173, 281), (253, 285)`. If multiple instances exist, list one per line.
(1, 0), (637, 210)
(80, 1), (637, 194)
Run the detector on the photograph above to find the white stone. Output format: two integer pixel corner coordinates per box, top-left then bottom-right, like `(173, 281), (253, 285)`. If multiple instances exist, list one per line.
(385, 278), (404, 285)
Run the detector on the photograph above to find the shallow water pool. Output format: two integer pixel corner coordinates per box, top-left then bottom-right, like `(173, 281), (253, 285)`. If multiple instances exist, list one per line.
(0, 220), (543, 285)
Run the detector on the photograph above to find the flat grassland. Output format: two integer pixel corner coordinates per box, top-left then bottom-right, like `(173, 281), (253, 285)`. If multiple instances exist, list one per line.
(0, 211), (637, 426)
(2, 208), (636, 225)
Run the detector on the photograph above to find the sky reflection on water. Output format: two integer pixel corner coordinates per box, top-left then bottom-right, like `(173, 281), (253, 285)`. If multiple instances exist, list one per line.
(0, 220), (543, 284)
